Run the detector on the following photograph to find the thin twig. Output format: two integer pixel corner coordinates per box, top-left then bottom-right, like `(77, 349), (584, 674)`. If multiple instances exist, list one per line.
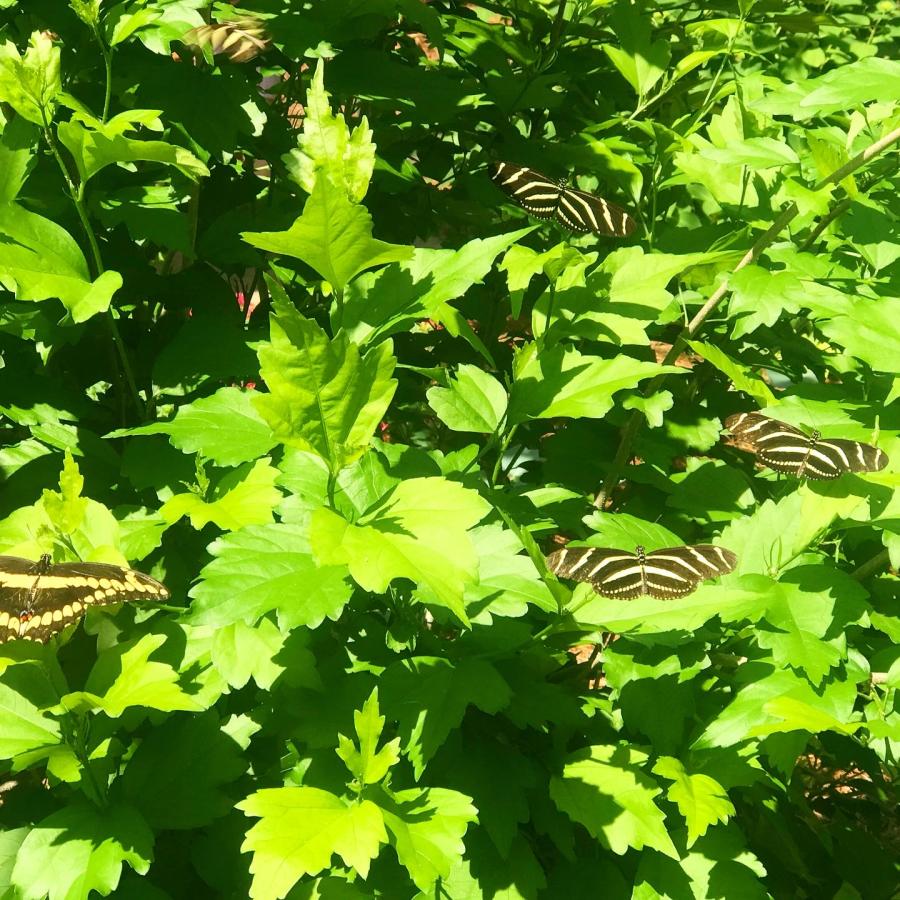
(593, 124), (900, 508)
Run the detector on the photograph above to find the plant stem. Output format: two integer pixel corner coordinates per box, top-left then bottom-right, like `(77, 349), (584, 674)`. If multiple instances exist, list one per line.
(41, 119), (145, 420)
(851, 549), (890, 581)
(593, 123), (900, 508)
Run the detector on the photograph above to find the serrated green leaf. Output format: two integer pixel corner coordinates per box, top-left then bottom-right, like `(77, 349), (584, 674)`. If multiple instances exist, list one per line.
(426, 364), (507, 433)
(58, 117), (208, 185)
(550, 744), (678, 859)
(310, 476), (490, 623)
(509, 342), (682, 422)
(239, 788), (387, 898)
(253, 300), (397, 473)
(653, 757), (735, 847)
(336, 689), (400, 785)
(0, 33), (60, 125)
(109, 387), (276, 466)
(342, 230), (532, 346)
(380, 657), (511, 778)
(379, 785), (477, 892)
(188, 522), (353, 630)
(11, 802), (152, 900)
(687, 340), (775, 404)
(283, 58), (374, 202)
(160, 458), (281, 530)
(61, 634), (201, 717)
(241, 179), (412, 291)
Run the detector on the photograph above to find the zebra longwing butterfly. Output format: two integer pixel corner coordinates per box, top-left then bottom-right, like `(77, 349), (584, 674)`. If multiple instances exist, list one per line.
(724, 412), (888, 480)
(0, 554), (169, 643)
(546, 544), (737, 600)
(490, 162), (636, 237)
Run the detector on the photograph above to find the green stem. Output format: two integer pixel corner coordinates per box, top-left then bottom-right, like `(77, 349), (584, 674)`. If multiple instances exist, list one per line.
(94, 26), (113, 123)
(41, 121), (145, 420)
(490, 425), (518, 486)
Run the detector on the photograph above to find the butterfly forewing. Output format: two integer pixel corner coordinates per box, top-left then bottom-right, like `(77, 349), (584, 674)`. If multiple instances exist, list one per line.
(490, 162), (636, 237)
(725, 412), (888, 480)
(0, 554), (170, 643)
(546, 544), (736, 600)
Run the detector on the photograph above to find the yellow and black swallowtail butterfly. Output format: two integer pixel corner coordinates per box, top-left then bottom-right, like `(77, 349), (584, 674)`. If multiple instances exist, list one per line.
(724, 412), (889, 480)
(546, 544), (737, 600)
(0, 554), (169, 643)
(490, 161), (637, 237)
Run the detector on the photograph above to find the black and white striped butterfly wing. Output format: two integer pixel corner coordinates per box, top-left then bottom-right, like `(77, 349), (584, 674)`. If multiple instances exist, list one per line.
(490, 163), (561, 218)
(556, 186), (636, 237)
(546, 547), (647, 599)
(812, 438), (888, 478)
(546, 544), (736, 600)
(725, 412), (888, 479)
(491, 162), (636, 236)
(643, 545), (737, 599)
(0, 555), (169, 643)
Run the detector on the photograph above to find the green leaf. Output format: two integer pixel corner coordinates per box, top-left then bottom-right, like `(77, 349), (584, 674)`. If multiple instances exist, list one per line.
(380, 657), (511, 778)
(0, 115), (36, 202)
(109, 387), (276, 466)
(699, 137), (799, 169)
(799, 56), (900, 114)
(0, 202), (123, 322)
(342, 230), (532, 346)
(210, 618), (291, 690)
(622, 390), (673, 428)
(11, 803), (153, 900)
(253, 300), (397, 473)
(188, 523), (354, 630)
(57, 115), (208, 186)
(336, 689), (401, 786)
(687, 340), (775, 405)
(550, 744), (678, 859)
(696, 664), (858, 748)
(604, 6), (671, 97)
(283, 58), (375, 202)
(0, 680), (60, 759)
(509, 342), (682, 423)
(466, 522), (557, 618)
(241, 178), (412, 291)
(718, 487), (870, 576)
(160, 459), (282, 531)
(653, 757), (735, 847)
(426, 364), (508, 433)
(118, 712), (246, 829)
(379, 785), (477, 892)
(311, 476), (490, 623)
(0, 33), (60, 125)
(239, 788), (387, 898)
(817, 297), (900, 372)
(725, 265), (805, 339)
(61, 634), (201, 717)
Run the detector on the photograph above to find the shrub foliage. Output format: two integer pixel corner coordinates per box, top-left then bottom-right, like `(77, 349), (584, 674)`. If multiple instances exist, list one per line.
(0, 1), (898, 898)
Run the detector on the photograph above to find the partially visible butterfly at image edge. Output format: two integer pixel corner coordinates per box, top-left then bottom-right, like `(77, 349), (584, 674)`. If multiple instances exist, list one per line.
(490, 161), (636, 237)
(0, 554), (169, 643)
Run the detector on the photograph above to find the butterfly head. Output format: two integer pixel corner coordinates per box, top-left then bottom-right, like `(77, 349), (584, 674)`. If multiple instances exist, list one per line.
(634, 545), (646, 562)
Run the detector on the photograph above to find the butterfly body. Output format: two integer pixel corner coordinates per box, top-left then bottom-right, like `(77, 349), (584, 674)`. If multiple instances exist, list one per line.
(725, 412), (888, 480)
(490, 162), (636, 237)
(546, 543), (736, 599)
(0, 554), (169, 643)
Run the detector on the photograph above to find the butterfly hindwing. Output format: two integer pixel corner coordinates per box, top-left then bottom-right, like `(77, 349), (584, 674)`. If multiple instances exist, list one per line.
(490, 161), (636, 236)
(546, 544), (736, 600)
(0, 555), (169, 643)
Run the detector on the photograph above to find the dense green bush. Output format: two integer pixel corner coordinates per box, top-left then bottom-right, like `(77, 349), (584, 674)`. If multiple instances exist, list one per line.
(0, 1), (898, 897)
